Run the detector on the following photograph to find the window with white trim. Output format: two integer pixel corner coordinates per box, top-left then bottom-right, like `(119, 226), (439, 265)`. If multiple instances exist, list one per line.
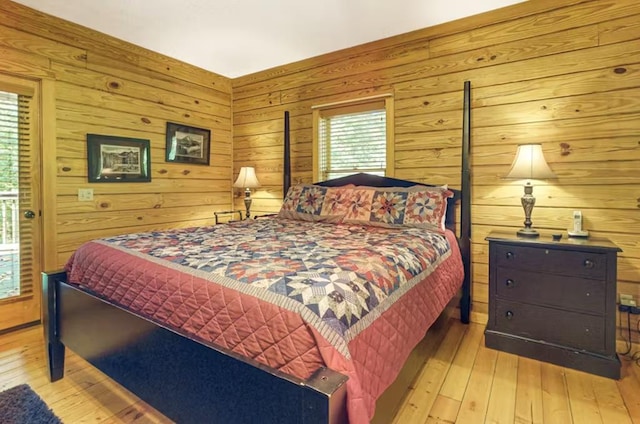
(313, 96), (394, 181)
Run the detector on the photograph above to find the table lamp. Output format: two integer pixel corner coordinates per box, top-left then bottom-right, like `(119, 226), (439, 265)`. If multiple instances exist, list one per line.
(505, 144), (556, 238)
(233, 167), (261, 219)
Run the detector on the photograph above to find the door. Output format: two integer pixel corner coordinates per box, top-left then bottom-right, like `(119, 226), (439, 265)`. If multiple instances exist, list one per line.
(0, 74), (42, 332)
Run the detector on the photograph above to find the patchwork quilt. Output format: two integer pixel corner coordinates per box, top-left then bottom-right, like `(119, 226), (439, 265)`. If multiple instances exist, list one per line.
(66, 218), (463, 423)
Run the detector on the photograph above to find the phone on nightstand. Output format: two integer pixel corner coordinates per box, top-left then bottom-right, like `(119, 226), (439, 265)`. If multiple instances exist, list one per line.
(568, 210), (589, 238)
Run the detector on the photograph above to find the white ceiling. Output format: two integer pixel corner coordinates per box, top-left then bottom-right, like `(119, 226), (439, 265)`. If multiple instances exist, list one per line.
(14, 0), (524, 78)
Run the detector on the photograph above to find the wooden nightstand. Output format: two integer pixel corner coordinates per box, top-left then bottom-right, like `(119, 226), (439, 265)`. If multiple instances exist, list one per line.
(484, 231), (621, 379)
(214, 210), (243, 224)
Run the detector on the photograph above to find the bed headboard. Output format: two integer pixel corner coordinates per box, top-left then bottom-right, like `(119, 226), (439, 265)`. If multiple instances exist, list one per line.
(314, 173), (461, 233)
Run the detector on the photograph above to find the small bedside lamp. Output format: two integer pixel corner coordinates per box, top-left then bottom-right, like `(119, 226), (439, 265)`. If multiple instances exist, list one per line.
(233, 166), (261, 219)
(505, 144), (556, 238)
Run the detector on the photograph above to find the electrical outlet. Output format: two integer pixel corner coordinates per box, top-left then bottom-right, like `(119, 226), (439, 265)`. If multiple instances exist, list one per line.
(78, 188), (94, 201)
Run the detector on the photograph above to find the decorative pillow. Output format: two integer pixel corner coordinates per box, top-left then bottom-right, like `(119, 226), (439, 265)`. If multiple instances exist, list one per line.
(279, 183), (452, 230)
(278, 184), (352, 223)
(342, 185), (453, 232)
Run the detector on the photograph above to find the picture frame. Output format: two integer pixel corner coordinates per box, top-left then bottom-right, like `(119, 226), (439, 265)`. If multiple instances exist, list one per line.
(87, 134), (151, 183)
(165, 122), (211, 165)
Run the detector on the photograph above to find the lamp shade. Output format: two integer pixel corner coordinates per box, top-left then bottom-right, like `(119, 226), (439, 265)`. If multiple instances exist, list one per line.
(233, 167), (261, 188)
(505, 144), (556, 180)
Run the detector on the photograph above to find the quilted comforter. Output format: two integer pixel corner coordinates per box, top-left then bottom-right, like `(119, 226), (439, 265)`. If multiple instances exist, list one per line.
(66, 218), (464, 423)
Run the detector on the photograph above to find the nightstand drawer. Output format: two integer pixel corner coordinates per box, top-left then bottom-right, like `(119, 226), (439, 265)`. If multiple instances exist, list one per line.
(494, 300), (606, 354)
(495, 267), (606, 314)
(494, 244), (606, 279)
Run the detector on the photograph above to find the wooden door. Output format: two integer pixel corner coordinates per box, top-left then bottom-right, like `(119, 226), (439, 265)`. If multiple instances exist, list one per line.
(0, 74), (42, 332)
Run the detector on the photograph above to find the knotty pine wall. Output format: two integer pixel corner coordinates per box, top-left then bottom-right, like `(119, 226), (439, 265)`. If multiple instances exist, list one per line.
(232, 0), (640, 333)
(0, 1), (233, 270)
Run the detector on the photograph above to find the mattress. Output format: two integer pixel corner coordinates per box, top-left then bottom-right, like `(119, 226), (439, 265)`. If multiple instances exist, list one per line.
(65, 218), (464, 423)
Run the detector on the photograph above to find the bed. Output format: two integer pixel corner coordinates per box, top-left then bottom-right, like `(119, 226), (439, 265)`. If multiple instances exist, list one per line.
(43, 81), (472, 424)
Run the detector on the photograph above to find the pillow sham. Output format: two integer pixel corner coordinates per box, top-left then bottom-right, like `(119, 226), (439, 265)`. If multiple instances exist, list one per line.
(278, 183), (452, 231)
(278, 184), (352, 223)
(341, 185), (453, 232)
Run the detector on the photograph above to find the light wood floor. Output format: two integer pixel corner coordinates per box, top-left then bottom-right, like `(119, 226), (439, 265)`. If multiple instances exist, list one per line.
(1, 320), (639, 424)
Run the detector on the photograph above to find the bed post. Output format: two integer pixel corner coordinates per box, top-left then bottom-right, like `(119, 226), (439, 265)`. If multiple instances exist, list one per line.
(42, 270), (66, 381)
(283, 110), (291, 196)
(459, 81), (472, 324)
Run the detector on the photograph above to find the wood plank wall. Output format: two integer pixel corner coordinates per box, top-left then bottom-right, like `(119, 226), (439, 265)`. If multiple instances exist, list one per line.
(232, 0), (640, 337)
(0, 1), (233, 269)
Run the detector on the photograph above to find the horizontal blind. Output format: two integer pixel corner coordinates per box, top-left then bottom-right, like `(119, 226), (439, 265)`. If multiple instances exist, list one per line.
(0, 90), (33, 298)
(318, 100), (386, 181)
(18, 93), (33, 296)
(0, 92), (19, 194)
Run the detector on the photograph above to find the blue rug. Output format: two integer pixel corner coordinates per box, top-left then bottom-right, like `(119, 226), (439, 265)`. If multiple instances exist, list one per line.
(0, 384), (62, 424)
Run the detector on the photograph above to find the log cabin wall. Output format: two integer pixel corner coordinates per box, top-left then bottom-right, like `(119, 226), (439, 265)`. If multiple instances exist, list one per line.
(0, 1), (233, 269)
(232, 0), (640, 335)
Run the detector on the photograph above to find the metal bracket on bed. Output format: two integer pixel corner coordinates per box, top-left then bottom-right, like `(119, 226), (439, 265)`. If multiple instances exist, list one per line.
(306, 367), (349, 424)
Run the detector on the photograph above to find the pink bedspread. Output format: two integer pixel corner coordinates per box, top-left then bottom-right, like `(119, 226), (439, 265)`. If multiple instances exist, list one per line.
(65, 218), (463, 423)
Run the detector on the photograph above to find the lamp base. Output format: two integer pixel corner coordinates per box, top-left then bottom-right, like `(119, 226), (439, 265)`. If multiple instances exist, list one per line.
(243, 189), (252, 220)
(517, 227), (540, 238)
(517, 183), (539, 238)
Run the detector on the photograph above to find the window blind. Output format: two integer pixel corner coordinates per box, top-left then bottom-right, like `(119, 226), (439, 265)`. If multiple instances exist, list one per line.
(18, 93), (34, 297)
(0, 92), (19, 195)
(317, 100), (387, 181)
(0, 89), (34, 297)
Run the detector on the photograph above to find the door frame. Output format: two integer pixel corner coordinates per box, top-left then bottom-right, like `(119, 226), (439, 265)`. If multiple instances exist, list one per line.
(0, 73), (56, 332)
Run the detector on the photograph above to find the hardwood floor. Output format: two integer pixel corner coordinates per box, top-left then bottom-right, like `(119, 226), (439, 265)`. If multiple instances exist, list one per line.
(1, 320), (638, 423)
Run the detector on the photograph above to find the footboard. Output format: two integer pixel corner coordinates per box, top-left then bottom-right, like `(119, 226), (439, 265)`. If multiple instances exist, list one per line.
(42, 271), (348, 424)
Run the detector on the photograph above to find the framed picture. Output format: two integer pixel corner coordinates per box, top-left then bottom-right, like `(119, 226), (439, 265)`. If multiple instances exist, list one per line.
(165, 122), (211, 165)
(87, 134), (151, 183)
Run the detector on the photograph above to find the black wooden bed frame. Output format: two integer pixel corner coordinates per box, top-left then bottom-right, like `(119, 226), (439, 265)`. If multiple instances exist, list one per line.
(43, 81), (472, 424)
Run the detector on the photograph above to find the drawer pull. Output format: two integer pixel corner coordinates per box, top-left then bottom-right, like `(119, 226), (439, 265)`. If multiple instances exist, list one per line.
(505, 311), (514, 320)
(506, 251), (514, 260)
(583, 259), (594, 269)
(505, 279), (515, 288)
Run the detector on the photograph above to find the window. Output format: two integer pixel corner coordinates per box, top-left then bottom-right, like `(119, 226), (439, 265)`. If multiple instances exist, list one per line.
(313, 95), (394, 181)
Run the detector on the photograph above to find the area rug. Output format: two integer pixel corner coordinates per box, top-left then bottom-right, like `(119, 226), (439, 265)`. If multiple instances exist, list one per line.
(0, 384), (62, 424)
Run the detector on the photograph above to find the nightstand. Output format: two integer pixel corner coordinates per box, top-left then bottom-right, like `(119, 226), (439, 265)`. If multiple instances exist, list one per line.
(214, 210), (243, 224)
(484, 231), (621, 379)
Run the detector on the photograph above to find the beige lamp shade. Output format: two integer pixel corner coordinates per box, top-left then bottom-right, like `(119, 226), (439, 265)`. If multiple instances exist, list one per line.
(505, 144), (556, 180)
(233, 167), (261, 188)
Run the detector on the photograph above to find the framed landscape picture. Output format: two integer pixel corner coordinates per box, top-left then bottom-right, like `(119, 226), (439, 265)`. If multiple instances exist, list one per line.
(87, 134), (151, 183)
(165, 122), (211, 165)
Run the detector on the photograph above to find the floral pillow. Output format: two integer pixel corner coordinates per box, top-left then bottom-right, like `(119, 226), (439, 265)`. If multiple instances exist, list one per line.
(342, 185), (453, 232)
(278, 184), (352, 222)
